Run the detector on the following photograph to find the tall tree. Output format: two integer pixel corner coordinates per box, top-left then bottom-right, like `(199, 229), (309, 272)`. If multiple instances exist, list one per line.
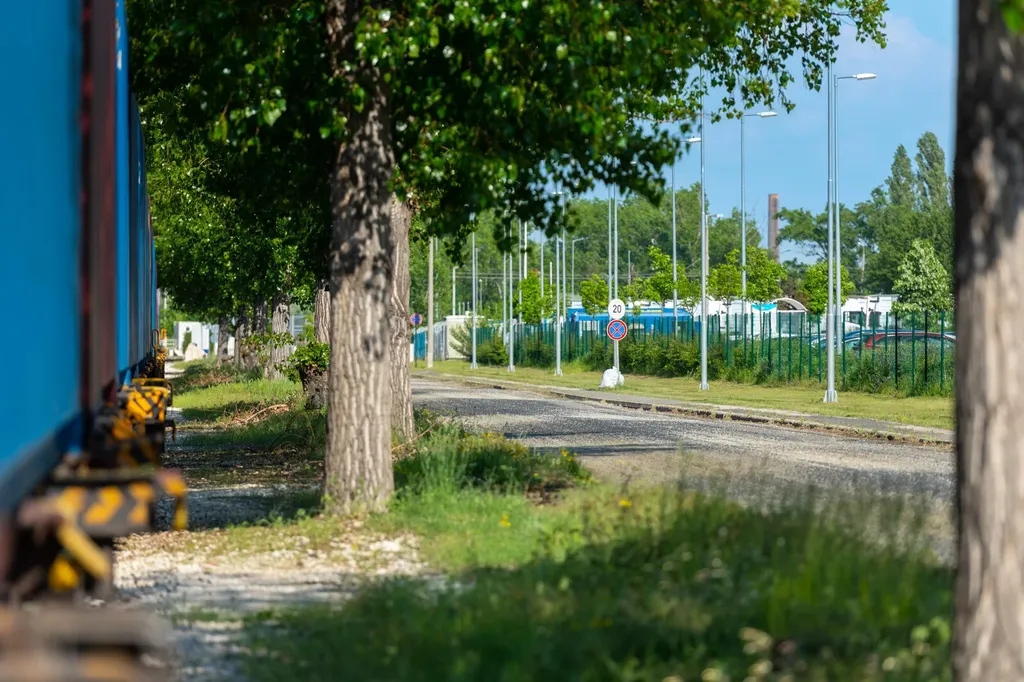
(132, 0), (887, 514)
(915, 131), (950, 209)
(891, 239), (953, 317)
(953, 0), (1024, 677)
(887, 144), (917, 208)
(799, 261), (854, 315)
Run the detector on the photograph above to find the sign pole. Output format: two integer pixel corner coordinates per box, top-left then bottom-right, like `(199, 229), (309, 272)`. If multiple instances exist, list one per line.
(427, 237), (434, 368)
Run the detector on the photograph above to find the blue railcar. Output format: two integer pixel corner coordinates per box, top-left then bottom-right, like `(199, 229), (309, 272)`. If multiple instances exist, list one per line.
(0, 0), (184, 645)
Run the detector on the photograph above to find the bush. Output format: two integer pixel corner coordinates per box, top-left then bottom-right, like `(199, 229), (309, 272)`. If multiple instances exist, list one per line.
(581, 337), (726, 380)
(394, 411), (590, 496)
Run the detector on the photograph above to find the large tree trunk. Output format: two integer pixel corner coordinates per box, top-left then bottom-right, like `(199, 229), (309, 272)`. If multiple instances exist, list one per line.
(314, 277), (331, 344)
(323, 0), (395, 516)
(216, 315), (231, 366)
(234, 306), (250, 368)
(253, 295), (268, 334)
(389, 197), (415, 441)
(953, 2), (1024, 678)
(267, 293), (290, 380)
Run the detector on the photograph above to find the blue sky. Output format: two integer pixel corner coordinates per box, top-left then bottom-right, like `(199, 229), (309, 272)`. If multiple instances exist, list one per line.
(582, 0), (957, 263)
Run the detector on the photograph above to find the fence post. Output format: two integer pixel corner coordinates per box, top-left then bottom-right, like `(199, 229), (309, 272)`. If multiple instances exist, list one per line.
(787, 314), (793, 383)
(923, 310), (929, 392)
(911, 312), (917, 395)
(940, 311), (945, 393)
(894, 312), (900, 391)
(817, 315), (822, 383)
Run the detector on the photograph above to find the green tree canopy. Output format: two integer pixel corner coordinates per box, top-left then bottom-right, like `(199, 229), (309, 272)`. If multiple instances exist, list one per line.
(800, 261), (855, 315)
(891, 239), (953, 317)
(709, 250), (743, 305)
(515, 274), (554, 325)
(579, 275), (609, 316)
(745, 248), (787, 304)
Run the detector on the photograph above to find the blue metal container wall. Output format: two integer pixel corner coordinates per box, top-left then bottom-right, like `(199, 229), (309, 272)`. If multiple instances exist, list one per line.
(128, 99), (141, 367)
(0, 4), (83, 509)
(115, 0), (131, 382)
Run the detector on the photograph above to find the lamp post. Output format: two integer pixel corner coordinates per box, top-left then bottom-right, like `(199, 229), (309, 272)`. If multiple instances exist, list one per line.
(740, 111), (776, 322)
(427, 236), (435, 368)
(824, 69), (875, 403)
(557, 232), (565, 372)
(471, 233), (478, 369)
(698, 93), (709, 391)
(675, 136), (701, 335)
(833, 72), (876, 362)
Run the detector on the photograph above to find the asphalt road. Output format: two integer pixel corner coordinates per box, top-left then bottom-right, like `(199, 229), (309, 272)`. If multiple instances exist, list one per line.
(411, 377), (954, 504)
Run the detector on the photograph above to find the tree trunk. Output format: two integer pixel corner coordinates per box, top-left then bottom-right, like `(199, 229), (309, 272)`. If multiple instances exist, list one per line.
(245, 296), (268, 370)
(314, 277), (331, 344)
(323, 0), (395, 516)
(267, 293), (290, 380)
(216, 315), (231, 366)
(234, 306), (250, 368)
(253, 295), (268, 334)
(953, 2), (1024, 678)
(389, 197), (415, 441)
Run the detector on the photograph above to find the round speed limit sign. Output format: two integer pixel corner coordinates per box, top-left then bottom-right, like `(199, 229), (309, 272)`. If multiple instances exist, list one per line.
(608, 298), (626, 320)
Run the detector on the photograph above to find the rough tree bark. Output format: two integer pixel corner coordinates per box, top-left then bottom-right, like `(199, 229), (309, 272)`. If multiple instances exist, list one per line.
(267, 293), (290, 380)
(389, 197), (415, 441)
(953, 2), (1024, 678)
(216, 315), (231, 366)
(314, 277), (331, 344)
(323, 0), (396, 516)
(234, 306), (250, 368)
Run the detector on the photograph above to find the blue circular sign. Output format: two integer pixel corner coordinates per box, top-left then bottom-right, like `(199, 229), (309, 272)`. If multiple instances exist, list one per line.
(410, 313), (423, 326)
(607, 319), (627, 341)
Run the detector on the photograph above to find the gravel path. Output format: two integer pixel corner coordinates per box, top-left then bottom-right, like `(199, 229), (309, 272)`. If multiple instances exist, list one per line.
(412, 377), (957, 558)
(411, 379), (953, 495)
(112, 406), (432, 682)
(111, 371), (955, 679)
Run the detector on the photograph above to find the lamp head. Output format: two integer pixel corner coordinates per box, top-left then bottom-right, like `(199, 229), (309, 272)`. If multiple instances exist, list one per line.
(758, 111), (778, 118)
(853, 73), (876, 80)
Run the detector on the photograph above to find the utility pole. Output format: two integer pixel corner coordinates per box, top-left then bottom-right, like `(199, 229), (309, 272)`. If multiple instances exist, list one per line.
(509, 224), (516, 372)
(607, 188), (613, 299)
(555, 236), (562, 376)
(699, 85), (709, 391)
(824, 61), (837, 402)
(427, 236), (434, 368)
(671, 163), (678, 335)
(518, 220), (524, 324)
(471, 233), (478, 369)
(613, 186), (620, 373)
(502, 225), (507, 370)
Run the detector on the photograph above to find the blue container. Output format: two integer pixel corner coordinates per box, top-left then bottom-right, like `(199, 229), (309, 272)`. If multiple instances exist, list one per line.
(0, 4), (84, 509)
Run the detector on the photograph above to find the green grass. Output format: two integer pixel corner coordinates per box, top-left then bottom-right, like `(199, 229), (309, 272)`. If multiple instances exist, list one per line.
(423, 360), (954, 430)
(244, 483), (952, 681)
(168, 374), (952, 680)
(170, 360), (301, 422)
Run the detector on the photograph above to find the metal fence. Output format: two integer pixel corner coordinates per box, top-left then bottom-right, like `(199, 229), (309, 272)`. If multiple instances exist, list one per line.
(448, 310), (956, 396)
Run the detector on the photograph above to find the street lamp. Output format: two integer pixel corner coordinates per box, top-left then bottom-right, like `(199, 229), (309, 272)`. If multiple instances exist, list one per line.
(703, 211), (724, 379)
(555, 235), (563, 376)
(698, 92), (709, 391)
(833, 72), (876, 365)
(740, 111), (776, 323)
(824, 68), (876, 403)
(672, 135), (702, 336)
(471, 233), (478, 369)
